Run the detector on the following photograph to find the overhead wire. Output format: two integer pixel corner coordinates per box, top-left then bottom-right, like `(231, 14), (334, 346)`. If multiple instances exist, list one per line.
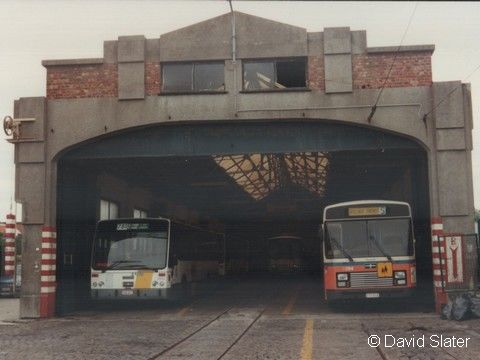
(422, 62), (480, 123)
(367, 2), (419, 122)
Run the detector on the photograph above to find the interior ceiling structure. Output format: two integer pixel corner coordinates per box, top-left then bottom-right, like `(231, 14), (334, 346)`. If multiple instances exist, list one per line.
(213, 152), (329, 200)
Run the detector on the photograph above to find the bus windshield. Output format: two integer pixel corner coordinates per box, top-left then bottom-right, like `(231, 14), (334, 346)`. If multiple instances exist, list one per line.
(324, 218), (412, 259)
(92, 220), (169, 270)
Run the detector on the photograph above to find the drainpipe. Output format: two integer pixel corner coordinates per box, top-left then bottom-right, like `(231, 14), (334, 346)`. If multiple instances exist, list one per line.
(228, 0), (238, 114)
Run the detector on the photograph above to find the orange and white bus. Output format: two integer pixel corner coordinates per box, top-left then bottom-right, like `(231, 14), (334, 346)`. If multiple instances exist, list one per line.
(323, 200), (416, 301)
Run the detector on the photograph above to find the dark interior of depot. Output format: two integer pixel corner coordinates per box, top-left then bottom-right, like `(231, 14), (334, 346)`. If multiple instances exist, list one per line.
(55, 122), (432, 314)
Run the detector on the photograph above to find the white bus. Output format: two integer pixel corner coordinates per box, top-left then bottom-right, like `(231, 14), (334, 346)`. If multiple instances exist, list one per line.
(90, 218), (225, 299)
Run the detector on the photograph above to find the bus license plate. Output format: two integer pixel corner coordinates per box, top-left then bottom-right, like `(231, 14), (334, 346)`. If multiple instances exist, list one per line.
(121, 289), (134, 296)
(366, 293), (380, 298)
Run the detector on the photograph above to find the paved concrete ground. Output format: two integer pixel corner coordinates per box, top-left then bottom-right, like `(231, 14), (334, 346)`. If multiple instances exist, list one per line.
(1, 277), (480, 360)
(0, 298), (19, 323)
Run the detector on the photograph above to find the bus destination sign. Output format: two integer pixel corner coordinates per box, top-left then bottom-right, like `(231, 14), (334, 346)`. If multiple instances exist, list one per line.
(116, 223), (150, 231)
(348, 206), (387, 217)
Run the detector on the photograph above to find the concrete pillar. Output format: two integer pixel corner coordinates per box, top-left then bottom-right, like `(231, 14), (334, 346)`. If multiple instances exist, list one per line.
(117, 35), (146, 100)
(432, 82), (475, 234)
(323, 27), (352, 93)
(13, 97), (49, 318)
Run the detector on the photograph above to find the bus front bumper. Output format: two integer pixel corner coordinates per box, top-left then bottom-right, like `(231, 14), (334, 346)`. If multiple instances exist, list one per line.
(326, 288), (415, 301)
(91, 288), (173, 300)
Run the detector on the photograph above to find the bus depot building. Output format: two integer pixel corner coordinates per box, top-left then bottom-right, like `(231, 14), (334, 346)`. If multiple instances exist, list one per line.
(6, 12), (476, 318)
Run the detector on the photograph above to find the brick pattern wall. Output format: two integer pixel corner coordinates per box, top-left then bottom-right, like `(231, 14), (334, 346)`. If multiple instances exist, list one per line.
(146, 63), (161, 95)
(46, 51), (432, 99)
(307, 56), (325, 91)
(352, 52), (432, 89)
(46, 64), (117, 99)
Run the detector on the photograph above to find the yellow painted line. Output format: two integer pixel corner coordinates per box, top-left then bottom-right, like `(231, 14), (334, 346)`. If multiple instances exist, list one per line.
(282, 290), (298, 315)
(176, 306), (190, 317)
(300, 319), (314, 360)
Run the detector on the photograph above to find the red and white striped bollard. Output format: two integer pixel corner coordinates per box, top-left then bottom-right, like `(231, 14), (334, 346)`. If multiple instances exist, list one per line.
(40, 226), (56, 317)
(4, 214), (16, 277)
(431, 217), (448, 313)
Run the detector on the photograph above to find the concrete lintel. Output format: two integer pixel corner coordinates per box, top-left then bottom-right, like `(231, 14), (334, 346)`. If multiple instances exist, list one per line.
(42, 58), (104, 67)
(367, 44), (435, 54)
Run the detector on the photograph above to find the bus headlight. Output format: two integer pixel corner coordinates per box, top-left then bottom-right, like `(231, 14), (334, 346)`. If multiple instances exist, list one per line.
(394, 271), (406, 279)
(336, 273), (350, 288)
(98, 281), (104, 287)
(396, 279), (406, 285)
(92, 282), (97, 287)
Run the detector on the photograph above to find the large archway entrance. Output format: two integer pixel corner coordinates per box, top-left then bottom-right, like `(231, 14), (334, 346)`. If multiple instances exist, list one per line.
(55, 121), (431, 314)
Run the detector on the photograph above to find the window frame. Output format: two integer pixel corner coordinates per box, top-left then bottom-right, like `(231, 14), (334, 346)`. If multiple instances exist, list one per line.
(241, 57), (309, 93)
(161, 60), (227, 95)
(133, 208), (148, 219)
(99, 199), (119, 221)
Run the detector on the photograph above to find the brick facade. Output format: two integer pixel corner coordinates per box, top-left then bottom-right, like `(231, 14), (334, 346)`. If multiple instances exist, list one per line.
(352, 51), (432, 89)
(45, 52), (432, 99)
(46, 64), (117, 99)
(307, 56), (325, 91)
(145, 63), (161, 95)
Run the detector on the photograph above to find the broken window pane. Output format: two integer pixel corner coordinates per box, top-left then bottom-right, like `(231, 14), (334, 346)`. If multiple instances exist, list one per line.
(194, 63), (225, 91)
(162, 63), (193, 92)
(243, 58), (306, 91)
(276, 59), (306, 88)
(243, 61), (275, 90)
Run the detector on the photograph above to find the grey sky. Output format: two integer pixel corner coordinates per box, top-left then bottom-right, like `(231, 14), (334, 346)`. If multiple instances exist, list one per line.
(1, 0), (479, 217)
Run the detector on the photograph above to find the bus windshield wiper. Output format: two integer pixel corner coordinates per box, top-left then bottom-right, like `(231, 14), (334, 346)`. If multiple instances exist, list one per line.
(329, 236), (353, 262)
(369, 235), (392, 262)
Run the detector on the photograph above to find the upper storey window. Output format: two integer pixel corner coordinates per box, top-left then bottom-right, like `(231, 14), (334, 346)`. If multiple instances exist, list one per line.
(162, 62), (225, 93)
(243, 58), (307, 91)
